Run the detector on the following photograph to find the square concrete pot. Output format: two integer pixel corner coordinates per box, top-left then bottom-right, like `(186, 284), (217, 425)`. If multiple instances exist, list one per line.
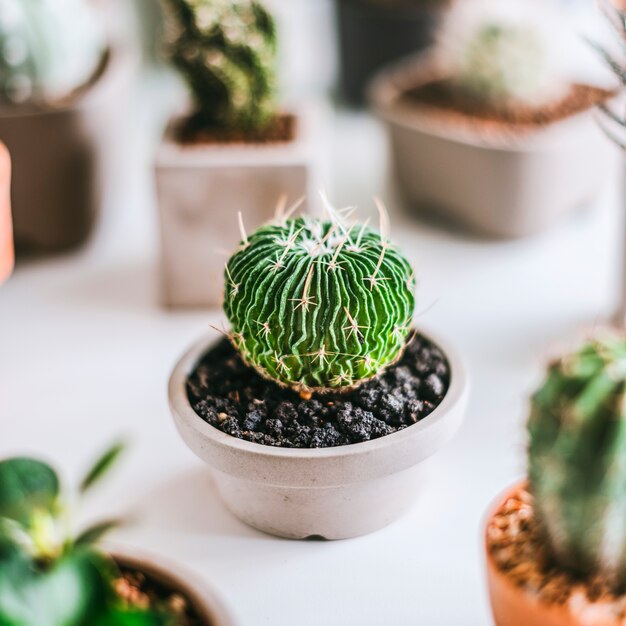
(370, 58), (617, 238)
(0, 47), (134, 252)
(168, 328), (469, 540)
(156, 106), (325, 308)
(0, 142), (13, 285)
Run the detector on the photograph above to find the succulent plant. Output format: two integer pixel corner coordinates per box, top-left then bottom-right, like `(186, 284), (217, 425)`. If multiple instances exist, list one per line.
(162, 0), (278, 132)
(0, 0), (106, 105)
(223, 205), (416, 391)
(0, 443), (174, 625)
(528, 334), (626, 589)
(440, 0), (567, 107)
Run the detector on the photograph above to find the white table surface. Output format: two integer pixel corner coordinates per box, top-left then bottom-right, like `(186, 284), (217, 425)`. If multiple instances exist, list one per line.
(1, 68), (624, 625)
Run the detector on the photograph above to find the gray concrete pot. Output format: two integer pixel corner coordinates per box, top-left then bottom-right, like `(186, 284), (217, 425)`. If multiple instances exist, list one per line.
(0, 47), (133, 252)
(168, 329), (469, 540)
(370, 58), (617, 238)
(109, 544), (236, 626)
(156, 105), (325, 308)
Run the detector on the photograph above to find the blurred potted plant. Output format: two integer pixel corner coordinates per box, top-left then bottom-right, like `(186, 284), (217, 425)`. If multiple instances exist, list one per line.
(485, 334), (626, 626)
(169, 203), (469, 539)
(592, 0), (626, 327)
(370, 0), (616, 238)
(156, 0), (323, 308)
(0, 0), (132, 252)
(0, 442), (235, 625)
(0, 142), (12, 284)
(335, 0), (451, 105)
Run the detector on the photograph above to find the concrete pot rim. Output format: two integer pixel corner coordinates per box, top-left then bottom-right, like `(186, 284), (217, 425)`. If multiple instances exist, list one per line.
(169, 326), (468, 465)
(369, 54), (606, 153)
(106, 542), (237, 626)
(0, 45), (131, 119)
(337, 0), (446, 19)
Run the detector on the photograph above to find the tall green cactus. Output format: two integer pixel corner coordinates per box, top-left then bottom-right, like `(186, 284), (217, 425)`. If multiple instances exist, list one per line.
(162, 0), (278, 132)
(223, 211), (416, 391)
(0, 0), (105, 105)
(528, 335), (626, 588)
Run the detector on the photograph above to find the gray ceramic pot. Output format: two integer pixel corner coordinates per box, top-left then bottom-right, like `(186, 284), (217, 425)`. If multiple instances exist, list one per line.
(169, 328), (469, 540)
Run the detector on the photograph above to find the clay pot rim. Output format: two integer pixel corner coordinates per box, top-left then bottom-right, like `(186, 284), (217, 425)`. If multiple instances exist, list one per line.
(168, 325), (469, 462)
(0, 45), (130, 118)
(369, 54), (610, 153)
(105, 542), (237, 626)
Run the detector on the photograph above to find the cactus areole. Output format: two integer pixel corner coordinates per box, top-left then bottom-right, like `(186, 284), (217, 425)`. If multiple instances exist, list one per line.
(223, 213), (416, 392)
(528, 335), (626, 589)
(163, 0), (278, 132)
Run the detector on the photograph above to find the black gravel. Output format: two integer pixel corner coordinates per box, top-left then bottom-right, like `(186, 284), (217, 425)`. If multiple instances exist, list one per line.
(186, 333), (450, 449)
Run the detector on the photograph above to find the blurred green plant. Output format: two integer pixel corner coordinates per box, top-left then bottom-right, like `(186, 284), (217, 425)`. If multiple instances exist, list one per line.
(528, 334), (626, 590)
(0, 0), (106, 105)
(0, 444), (171, 626)
(161, 0), (278, 132)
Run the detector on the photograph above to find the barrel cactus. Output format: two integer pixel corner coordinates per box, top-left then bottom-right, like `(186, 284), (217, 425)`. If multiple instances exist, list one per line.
(162, 0), (278, 132)
(528, 334), (626, 588)
(0, 0), (105, 105)
(440, 0), (566, 107)
(223, 212), (416, 391)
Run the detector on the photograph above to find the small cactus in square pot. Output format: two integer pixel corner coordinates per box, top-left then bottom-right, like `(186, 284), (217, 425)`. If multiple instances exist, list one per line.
(485, 333), (626, 626)
(169, 201), (469, 539)
(156, 0), (324, 308)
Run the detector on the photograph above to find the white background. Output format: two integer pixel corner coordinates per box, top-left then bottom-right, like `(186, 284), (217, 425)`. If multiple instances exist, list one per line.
(1, 1), (625, 624)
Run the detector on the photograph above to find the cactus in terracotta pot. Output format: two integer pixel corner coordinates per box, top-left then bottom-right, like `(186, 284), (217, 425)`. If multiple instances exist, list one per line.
(162, 0), (278, 132)
(528, 334), (626, 589)
(223, 207), (416, 391)
(0, 0), (106, 105)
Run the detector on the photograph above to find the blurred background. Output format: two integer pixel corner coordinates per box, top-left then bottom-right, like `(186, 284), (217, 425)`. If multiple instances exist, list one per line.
(1, 0), (626, 624)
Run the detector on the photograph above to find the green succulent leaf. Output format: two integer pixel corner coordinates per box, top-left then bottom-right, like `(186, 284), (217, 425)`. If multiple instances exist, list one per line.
(0, 548), (108, 626)
(0, 458), (59, 526)
(75, 520), (122, 548)
(80, 442), (126, 494)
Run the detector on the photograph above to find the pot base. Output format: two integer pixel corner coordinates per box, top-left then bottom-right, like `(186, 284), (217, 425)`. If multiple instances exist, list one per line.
(212, 463), (425, 540)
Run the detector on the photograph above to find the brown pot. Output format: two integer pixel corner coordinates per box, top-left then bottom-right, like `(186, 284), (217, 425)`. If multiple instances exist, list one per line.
(109, 544), (236, 626)
(0, 47), (133, 252)
(485, 482), (618, 626)
(0, 141), (13, 284)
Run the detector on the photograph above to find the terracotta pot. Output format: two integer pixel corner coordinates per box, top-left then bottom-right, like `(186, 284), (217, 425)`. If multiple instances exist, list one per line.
(169, 328), (469, 540)
(370, 57), (617, 238)
(336, 0), (443, 105)
(0, 142), (13, 284)
(109, 544), (236, 626)
(1, 47), (133, 252)
(485, 482), (621, 626)
(156, 105), (326, 308)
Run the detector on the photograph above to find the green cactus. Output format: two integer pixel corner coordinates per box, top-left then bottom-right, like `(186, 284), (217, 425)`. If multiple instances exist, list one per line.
(223, 210), (416, 391)
(0, 0), (105, 105)
(162, 0), (278, 132)
(528, 334), (626, 589)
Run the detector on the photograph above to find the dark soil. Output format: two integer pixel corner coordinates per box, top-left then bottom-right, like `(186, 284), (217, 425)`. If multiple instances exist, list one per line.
(114, 564), (208, 625)
(176, 113), (296, 146)
(187, 333), (450, 449)
(402, 81), (614, 130)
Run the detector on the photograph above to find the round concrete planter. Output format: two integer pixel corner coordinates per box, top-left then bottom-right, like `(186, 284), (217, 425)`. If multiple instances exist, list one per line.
(336, 0), (444, 104)
(0, 142), (13, 285)
(109, 544), (236, 626)
(485, 482), (622, 626)
(370, 58), (617, 238)
(0, 46), (133, 252)
(169, 329), (469, 540)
